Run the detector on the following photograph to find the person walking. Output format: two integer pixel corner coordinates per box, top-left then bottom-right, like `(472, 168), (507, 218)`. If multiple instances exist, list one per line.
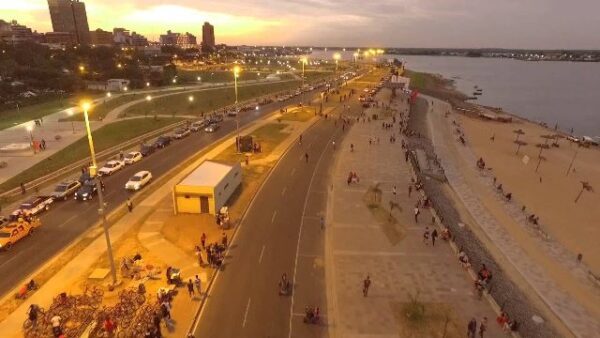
(221, 232), (228, 247)
(423, 227), (430, 245)
(20, 182), (26, 195)
(41, 138), (46, 150)
(362, 275), (371, 297)
(467, 318), (477, 338)
(479, 317), (488, 338)
(126, 198), (133, 212)
(153, 312), (162, 338)
(408, 185), (412, 197)
(187, 279), (195, 298)
(414, 207), (420, 223)
(305, 153), (309, 163)
(201, 233), (207, 249)
(431, 228), (438, 247)
(320, 216), (325, 230)
(194, 275), (202, 296)
(392, 185), (397, 198)
(195, 246), (204, 266)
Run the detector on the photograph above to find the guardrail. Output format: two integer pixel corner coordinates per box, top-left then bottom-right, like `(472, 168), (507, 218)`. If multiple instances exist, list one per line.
(0, 79), (323, 202)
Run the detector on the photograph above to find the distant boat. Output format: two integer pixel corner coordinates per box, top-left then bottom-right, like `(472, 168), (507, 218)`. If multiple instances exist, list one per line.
(473, 92), (482, 96)
(476, 88), (483, 92)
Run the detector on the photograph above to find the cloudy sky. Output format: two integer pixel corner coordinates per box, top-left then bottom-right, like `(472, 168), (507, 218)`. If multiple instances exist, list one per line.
(2, 0), (600, 48)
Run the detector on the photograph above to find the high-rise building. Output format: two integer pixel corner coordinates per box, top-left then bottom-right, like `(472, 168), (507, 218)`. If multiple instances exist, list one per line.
(113, 28), (148, 47)
(89, 28), (113, 46)
(202, 22), (215, 53)
(47, 0), (90, 45)
(160, 30), (196, 48)
(0, 20), (35, 44)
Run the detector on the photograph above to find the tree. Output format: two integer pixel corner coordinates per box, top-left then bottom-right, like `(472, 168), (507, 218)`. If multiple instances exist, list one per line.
(574, 181), (593, 203)
(513, 129), (525, 142)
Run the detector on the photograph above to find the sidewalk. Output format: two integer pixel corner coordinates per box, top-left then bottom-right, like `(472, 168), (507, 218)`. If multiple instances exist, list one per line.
(424, 95), (600, 337)
(0, 101), (320, 337)
(324, 91), (504, 337)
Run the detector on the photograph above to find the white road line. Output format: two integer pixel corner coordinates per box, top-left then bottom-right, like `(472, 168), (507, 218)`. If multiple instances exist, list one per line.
(288, 130), (336, 338)
(258, 245), (265, 264)
(58, 213), (82, 229)
(281, 186), (287, 196)
(291, 168), (296, 176)
(242, 298), (251, 328)
(271, 210), (277, 223)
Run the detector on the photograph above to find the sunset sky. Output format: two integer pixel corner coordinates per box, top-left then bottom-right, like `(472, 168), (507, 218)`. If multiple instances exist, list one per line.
(2, 0), (600, 48)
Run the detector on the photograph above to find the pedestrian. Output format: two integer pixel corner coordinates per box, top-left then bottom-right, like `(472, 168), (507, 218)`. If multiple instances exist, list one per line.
(119, 151), (124, 161)
(305, 153), (309, 163)
(187, 279), (195, 298)
(41, 138), (46, 150)
(392, 185), (397, 198)
(201, 233), (207, 249)
(20, 182), (26, 195)
(160, 301), (171, 320)
(350, 143), (354, 152)
(479, 317), (488, 338)
(414, 207), (420, 223)
(362, 275), (371, 296)
(51, 314), (62, 337)
(126, 198), (133, 212)
(153, 312), (162, 337)
(320, 216), (325, 230)
(423, 227), (430, 245)
(468, 318), (477, 338)
(408, 185), (412, 197)
(431, 228), (438, 246)
(221, 232), (228, 247)
(194, 275), (202, 295)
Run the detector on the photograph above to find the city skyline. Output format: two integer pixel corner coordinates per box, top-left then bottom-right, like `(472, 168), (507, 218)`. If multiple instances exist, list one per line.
(2, 0), (600, 49)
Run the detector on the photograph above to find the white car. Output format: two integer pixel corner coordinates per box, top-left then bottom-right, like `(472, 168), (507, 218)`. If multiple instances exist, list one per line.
(204, 124), (220, 133)
(98, 160), (124, 176)
(125, 170), (152, 191)
(190, 120), (207, 132)
(124, 151), (142, 165)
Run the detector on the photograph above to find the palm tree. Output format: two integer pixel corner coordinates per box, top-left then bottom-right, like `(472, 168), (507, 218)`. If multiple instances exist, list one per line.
(514, 140), (527, 155)
(513, 129), (525, 142)
(574, 181), (593, 203)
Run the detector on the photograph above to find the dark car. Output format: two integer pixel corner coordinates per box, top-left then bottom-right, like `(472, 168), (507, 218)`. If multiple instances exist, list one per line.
(74, 180), (104, 201)
(140, 144), (155, 157)
(153, 135), (171, 149)
(78, 171), (91, 184)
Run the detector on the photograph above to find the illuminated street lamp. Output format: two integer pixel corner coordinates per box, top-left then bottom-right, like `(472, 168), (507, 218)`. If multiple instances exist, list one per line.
(106, 92), (112, 98)
(233, 65), (241, 151)
(353, 52), (359, 63)
(300, 57), (308, 104)
(81, 101), (117, 286)
(333, 52), (341, 74)
(78, 65), (85, 72)
(117, 63), (122, 69)
(188, 95), (194, 102)
(172, 78), (177, 84)
(146, 82), (150, 87)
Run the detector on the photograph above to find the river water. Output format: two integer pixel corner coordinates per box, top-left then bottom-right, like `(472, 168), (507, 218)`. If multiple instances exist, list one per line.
(308, 50), (600, 136)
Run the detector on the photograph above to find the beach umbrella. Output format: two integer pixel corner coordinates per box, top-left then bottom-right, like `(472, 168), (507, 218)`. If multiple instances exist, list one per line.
(514, 140), (528, 155)
(513, 129), (525, 142)
(574, 181), (594, 203)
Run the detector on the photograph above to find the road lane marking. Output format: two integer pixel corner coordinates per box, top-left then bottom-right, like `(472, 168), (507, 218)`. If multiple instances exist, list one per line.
(242, 298), (251, 328)
(0, 253), (21, 269)
(271, 211), (277, 223)
(258, 245), (265, 264)
(291, 168), (296, 176)
(58, 213), (83, 229)
(282, 186), (287, 196)
(288, 128), (337, 338)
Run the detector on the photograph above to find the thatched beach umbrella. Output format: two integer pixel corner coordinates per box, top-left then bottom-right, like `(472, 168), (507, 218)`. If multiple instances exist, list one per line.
(566, 144), (581, 176)
(514, 140), (528, 155)
(575, 181), (593, 203)
(535, 143), (550, 172)
(513, 129), (525, 142)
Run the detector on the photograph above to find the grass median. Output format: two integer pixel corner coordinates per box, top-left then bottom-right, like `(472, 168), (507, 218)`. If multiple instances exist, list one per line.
(279, 107), (315, 122)
(0, 117), (183, 195)
(120, 81), (301, 117)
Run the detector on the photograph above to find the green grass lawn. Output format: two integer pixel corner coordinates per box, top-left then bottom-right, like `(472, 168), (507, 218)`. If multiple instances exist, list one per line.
(179, 70), (262, 83)
(279, 107), (315, 122)
(0, 97), (77, 130)
(121, 81), (301, 117)
(302, 71), (333, 82)
(0, 117), (182, 194)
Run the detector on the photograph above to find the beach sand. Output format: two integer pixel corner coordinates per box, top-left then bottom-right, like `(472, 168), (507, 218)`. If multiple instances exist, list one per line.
(452, 110), (600, 321)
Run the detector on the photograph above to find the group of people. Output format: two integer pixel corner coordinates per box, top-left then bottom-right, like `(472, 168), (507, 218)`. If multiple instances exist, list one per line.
(346, 171), (360, 185)
(476, 157), (486, 170)
(496, 310), (520, 332)
(474, 264), (493, 295)
(195, 232), (227, 269)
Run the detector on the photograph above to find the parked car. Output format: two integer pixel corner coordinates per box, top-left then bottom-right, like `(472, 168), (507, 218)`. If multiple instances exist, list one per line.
(204, 123), (220, 133)
(140, 144), (155, 157)
(74, 180), (104, 201)
(12, 196), (54, 216)
(124, 151), (143, 165)
(227, 109), (239, 117)
(153, 135), (172, 148)
(51, 180), (82, 201)
(0, 219), (40, 251)
(125, 171), (153, 191)
(98, 160), (124, 176)
(209, 115), (223, 123)
(190, 120), (207, 132)
(173, 127), (191, 139)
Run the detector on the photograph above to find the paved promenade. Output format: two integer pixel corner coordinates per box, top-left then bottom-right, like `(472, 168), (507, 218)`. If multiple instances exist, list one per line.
(423, 95), (600, 337)
(324, 97), (503, 337)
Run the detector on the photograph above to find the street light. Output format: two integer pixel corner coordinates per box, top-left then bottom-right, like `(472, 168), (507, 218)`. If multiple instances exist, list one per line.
(81, 101), (117, 286)
(26, 124), (35, 153)
(188, 95), (194, 102)
(300, 57), (308, 104)
(106, 92), (112, 98)
(333, 52), (341, 74)
(233, 65), (241, 151)
(172, 78), (177, 84)
(353, 52), (359, 63)
(146, 82), (150, 87)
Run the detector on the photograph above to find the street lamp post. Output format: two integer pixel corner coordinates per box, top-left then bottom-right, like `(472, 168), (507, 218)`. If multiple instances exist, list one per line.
(333, 52), (341, 75)
(81, 101), (118, 286)
(233, 66), (241, 152)
(300, 57), (308, 105)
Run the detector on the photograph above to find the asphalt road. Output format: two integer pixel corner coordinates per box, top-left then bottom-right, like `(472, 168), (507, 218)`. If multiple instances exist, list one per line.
(193, 77), (369, 338)
(0, 88), (321, 297)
